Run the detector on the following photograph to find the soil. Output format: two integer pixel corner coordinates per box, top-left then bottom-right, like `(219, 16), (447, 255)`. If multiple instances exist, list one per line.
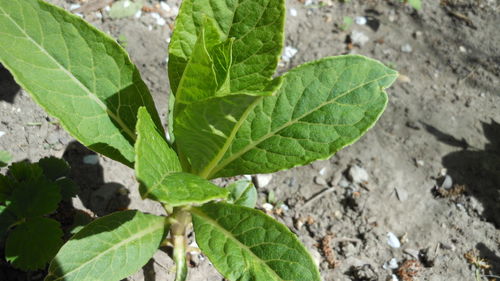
(1, 0), (499, 281)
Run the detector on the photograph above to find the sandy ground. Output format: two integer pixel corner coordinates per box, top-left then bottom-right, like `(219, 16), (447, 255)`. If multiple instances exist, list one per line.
(0, 0), (499, 280)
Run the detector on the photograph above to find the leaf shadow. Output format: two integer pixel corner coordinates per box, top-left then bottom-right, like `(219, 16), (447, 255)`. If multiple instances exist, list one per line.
(0, 64), (21, 104)
(423, 120), (500, 227)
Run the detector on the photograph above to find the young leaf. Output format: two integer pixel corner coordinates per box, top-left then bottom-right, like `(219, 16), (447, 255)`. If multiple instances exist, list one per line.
(9, 178), (61, 218)
(38, 157), (70, 181)
(0, 0), (162, 166)
(168, 0), (285, 95)
(204, 55), (398, 178)
(227, 179), (257, 208)
(45, 210), (169, 281)
(0, 150), (12, 167)
(5, 217), (63, 270)
(191, 203), (321, 281)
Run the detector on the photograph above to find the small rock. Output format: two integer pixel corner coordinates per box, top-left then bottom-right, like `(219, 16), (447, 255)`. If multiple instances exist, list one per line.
(319, 167), (328, 176)
(351, 264), (378, 281)
(383, 258), (398, 269)
(439, 168), (447, 177)
(351, 30), (370, 47)
(342, 243), (357, 257)
(134, 10), (142, 18)
(83, 154), (99, 165)
(355, 16), (367, 25)
(160, 2), (171, 12)
(395, 187), (408, 202)
(254, 174), (273, 188)
(339, 179), (350, 188)
(459, 46), (467, 53)
(262, 203), (274, 211)
(0, 131), (5, 138)
(282, 46), (298, 62)
(387, 232), (401, 248)
(401, 43), (413, 53)
(413, 30), (423, 39)
(348, 165), (369, 183)
(415, 159), (425, 167)
(439, 242), (455, 251)
(439, 175), (453, 189)
(406, 120), (420, 130)
(151, 13), (166, 26)
(391, 274), (399, 281)
(69, 3), (81, 10)
(279, 204), (289, 212)
(289, 8), (298, 17)
(314, 176), (327, 186)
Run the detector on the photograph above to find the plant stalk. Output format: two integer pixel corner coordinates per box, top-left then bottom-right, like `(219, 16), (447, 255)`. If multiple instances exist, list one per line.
(171, 208), (190, 281)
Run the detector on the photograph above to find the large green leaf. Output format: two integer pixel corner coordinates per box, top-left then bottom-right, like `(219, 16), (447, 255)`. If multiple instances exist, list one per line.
(192, 203), (321, 281)
(168, 0), (285, 95)
(6, 217), (63, 270)
(200, 55), (397, 178)
(0, 0), (162, 166)
(45, 210), (168, 281)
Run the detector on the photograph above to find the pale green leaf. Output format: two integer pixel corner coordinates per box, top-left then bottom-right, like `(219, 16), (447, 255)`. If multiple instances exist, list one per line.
(109, 0), (144, 19)
(45, 210), (168, 281)
(6, 217), (63, 270)
(408, 0), (422, 10)
(0, 150), (11, 167)
(0, 0), (162, 166)
(191, 203), (320, 281)
(168, 0), (285, 95)
(227, 179), (257, 208)
(203, 55), (397, 178)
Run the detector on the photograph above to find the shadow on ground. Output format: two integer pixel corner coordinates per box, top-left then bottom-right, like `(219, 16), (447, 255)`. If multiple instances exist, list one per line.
(0, 64), (20, 103)
(423, 120), (500, 227)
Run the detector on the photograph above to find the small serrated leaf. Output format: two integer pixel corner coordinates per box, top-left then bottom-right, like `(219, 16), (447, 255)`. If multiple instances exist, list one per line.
(9, 178), (61, 218)
(38, 157), (70, 181)
(45, 210), (168, 281)
(6, 217), (63, 270)
(8, 161), (43, 182)
(192, 203), (321, 281)
(227, 180), (257, 208)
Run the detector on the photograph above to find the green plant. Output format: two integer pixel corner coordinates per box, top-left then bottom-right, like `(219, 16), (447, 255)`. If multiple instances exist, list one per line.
(0, 157), (78, 270)
(0, 150), (12, 167)
(0, 0), (397, 280)
(401, 0), (422, 10)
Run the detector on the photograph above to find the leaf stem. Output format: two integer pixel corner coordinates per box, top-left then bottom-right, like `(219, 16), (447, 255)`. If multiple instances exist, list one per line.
(171, 208), (191, 281)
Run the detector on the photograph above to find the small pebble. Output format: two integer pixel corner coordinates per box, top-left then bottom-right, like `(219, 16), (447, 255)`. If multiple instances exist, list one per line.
(83, 155), (99, 165)
(134, 10), (142, 18)
(289, 8), (298, 17)
(151, 13), (166, 26)
(160, 2), (171, 12)
(69, 4), (81, 10)
(401, 43), (413, 53)
(282, 46), (298, 62)
(351, 30), (370, 47)
(387, 232), (401, 248)
(279, 204), (289, 212)
(348, 165), (369, 183)
(355, 16), (367, 25)
(403, 248), (420, 259)
(254, 174), (273, 188)
(440, 175), (453, 189)
(459, 46), (467, 53)
(391, 274), (399, 281)
(339, 179), (350, 188)
(415, 159), (425, 167)
(383, 258), (398, 269)
(262, 203), (274, 211)
(314, 176), (327, 186)
(0, 131), (5, 138)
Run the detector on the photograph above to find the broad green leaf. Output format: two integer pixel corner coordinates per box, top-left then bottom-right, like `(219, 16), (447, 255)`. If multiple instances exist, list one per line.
(203, 55), (397, 178)
(6, 217), (63, 270)
(0, 0), (162, 166)
(8, 161), (43, 182)
(9, 178), (61, 218)
(168, 0), (285, 95)
(38, 157), (70, 181)
(174, 94), (261, 175)
(0, 205), (17, 238)
(192, 203), (320, 281)
(227, 179), (257, 208)
(0, 150), (11, 167)
(45, 210), (168, 281)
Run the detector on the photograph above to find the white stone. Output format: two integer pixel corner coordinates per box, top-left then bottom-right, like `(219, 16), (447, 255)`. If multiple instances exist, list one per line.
(459, 46), (467, 53)
(262, 203), (274, 211)
(355, 16), (367, 25)
(69, 4), (81, 10)
(391, 274), (399, 281)
(387, 232), (401, 248)
(348, 165), (369, 183)
(0, 131), (5, 138)
(123, 0), (131, 8)
(83, 155), (99, 165)
(134, 10), (142, 18)
(160, 2), (171, 12)
(401, 43), (413, 53)
(254, 174), (273, 188)
(282, 46), (298, 62)
(441, 175), (453, 189)
(289, 8), (298, 17)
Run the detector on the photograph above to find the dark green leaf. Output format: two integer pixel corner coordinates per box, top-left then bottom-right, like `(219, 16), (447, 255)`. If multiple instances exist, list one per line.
(0, 0), (162, 166)
(8, 161), (43, 182)
(192, 203), (321, 281)
(6, 217), (63, 270)
(227, 179), (257, 208)
(9, 178), (60, 218)
(46, 210), (169, 281)
(56, 178), (79, 200)
(38, 157), (70, 181)
(0, 205), (17, 238)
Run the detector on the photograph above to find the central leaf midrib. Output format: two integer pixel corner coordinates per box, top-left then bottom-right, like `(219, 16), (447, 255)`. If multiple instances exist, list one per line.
(191, 208), (286, 281)
(48, 218), (164, 281)
(0, 5), (136, 141)
(208, 73), (395, 177)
